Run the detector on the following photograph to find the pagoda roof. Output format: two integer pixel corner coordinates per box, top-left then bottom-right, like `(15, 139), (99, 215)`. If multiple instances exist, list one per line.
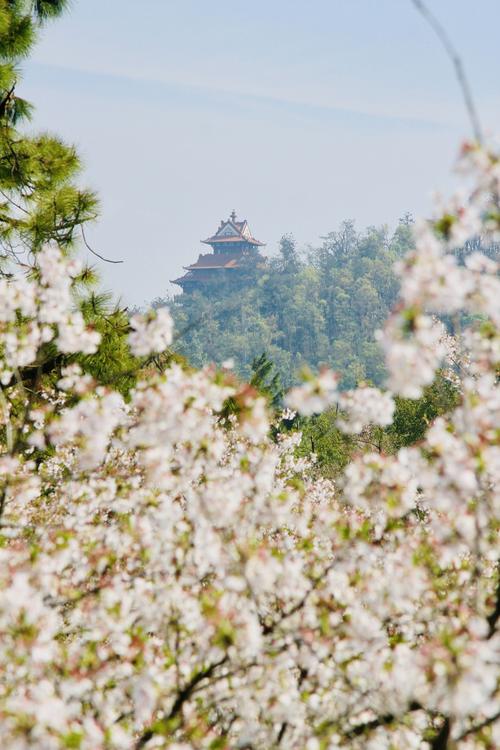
(202, 211), (265, 247)
(184, 253), (242, 270)
(171, 270), (218, 286)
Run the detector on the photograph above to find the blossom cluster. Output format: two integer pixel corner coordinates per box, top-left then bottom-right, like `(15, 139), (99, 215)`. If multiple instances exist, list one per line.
(0, 245), (100, 385)
(128, 308), (174, 357)
(0, 143), (499, 749)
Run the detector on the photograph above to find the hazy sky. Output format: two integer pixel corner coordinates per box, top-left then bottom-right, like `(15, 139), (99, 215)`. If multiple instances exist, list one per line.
(22, 0), (500, 305)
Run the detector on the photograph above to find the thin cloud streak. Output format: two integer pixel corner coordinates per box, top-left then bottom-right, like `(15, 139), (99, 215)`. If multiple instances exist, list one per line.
(28, 60), (450, 131)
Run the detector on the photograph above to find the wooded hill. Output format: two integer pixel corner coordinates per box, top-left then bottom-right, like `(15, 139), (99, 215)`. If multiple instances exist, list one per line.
(162, 218), (414, 388)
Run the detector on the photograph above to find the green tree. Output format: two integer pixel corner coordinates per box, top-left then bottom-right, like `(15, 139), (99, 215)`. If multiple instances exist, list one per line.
(249, 352), (283, 410)
(168, 219), (415, 389)
(298, 408), (357, 477)
(0, 0), (98, 259)
(0, 1), (152, 394)
(297, 372), (460, 477)
(385, 372), (460, 451)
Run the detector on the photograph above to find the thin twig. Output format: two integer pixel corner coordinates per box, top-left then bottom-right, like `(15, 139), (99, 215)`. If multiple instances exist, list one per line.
(81, 225), (123, 264)
(411, 0), (483, 144)
(456, 710), (500, 741)
(261, 561), (334, 635)
(0, 189), (28, 214)
(0, 385), (13, 453)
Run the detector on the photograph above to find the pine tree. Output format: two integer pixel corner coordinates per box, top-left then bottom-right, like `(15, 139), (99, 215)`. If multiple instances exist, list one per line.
(0, 1), (148, 392)
(0, 0), (98, 264)
(249, 352), (283, 410)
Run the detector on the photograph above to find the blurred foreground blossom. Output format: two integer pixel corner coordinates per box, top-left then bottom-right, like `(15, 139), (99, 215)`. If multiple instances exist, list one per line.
(128, 307), (174, 356)
(0, 140), (498, 749)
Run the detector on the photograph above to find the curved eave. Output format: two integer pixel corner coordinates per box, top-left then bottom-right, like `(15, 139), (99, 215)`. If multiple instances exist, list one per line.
(201, 237), (265, 247)
(184, 265), (238, 270)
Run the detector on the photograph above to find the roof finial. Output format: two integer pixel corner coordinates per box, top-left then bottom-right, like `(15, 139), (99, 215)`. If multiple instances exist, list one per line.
(230, 209), (237, 223)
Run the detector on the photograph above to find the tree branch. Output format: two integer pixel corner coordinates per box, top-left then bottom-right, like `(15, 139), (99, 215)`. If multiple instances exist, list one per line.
(81, 225), (123, 264)
(344, 701), (423, 738)
(456, 710), (500, 741)
(411, 0), (483, 144)
(261, 562), (334, 635)
(430, 716), (450, 750)
(487, 564), (500, 639)
(135, 656), (228, 748)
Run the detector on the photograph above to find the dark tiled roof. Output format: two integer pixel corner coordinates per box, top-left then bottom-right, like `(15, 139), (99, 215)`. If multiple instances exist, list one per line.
(184, 253), (242, 269)
(172, 270), (223, 285)
(202, 235), (265, 246)
(172, 214), (266, 288)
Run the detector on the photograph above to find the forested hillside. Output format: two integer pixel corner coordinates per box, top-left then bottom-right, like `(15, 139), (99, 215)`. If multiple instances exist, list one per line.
(164, 224), (499, 389)
(161, 218), (414, 387)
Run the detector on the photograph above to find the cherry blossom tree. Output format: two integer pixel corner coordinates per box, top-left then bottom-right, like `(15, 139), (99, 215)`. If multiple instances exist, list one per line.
(0, 141), (499, 749)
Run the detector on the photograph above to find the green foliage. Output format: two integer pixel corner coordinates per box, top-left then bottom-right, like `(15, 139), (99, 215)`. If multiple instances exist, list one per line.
(297, 408), (357, 478)
(0, 0), (151, 395)
(0, 1), (66, 125)
(385, 372), (460, 450)
(297, 372), (460, 476)
(249, 352), (283, 410)
(77, 293), (140, 395)
(33, 1), (69, 21)
(167, 222), (414, 388)
(0, 0), (97, 255)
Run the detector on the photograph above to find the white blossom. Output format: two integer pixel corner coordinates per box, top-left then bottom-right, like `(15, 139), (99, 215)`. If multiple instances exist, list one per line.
(338, 387), (395, 433)
(128, 307), (173, 356)
(286, 369), (340, 415)
(0, 140), (499, 749)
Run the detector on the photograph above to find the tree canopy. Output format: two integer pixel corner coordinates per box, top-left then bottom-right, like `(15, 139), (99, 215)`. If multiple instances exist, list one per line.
(166, 220), (414, 388)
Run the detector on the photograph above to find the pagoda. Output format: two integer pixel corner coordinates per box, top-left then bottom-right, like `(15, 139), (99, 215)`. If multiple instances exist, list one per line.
(172, 211), (266, 292)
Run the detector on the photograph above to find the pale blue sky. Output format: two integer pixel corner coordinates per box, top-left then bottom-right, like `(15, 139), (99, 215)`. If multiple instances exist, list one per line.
(21, 0), (500, 304)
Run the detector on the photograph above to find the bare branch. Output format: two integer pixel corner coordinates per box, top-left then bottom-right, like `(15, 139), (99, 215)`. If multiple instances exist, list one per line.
(430, 716), (450, 750)
(411, 0), (483, 144)
(81, 225), (123, 264)
(0, 189), (28, 214)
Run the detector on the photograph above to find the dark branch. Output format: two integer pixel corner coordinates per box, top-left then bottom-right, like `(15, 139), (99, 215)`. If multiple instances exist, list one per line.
(345, 701), (423, 738)
(261, 562), (334, 635)
(0, 84), (16, 121)
(487, 565), (500, 639)
(456, 710), (500, 741)
(0, 487), (6, 523)
(430, 716), (450, 750)
(276, 722), (288, 744)
(135, 656), (228, 748)
(81, 226), (123, 264)
(0, 189), (29, 214)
